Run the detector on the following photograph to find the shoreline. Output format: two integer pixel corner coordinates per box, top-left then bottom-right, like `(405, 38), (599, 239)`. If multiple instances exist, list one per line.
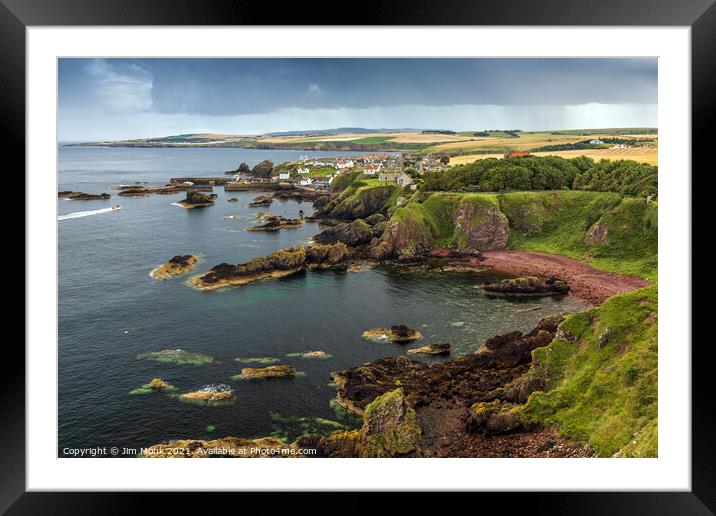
(479, 250), (650, 306)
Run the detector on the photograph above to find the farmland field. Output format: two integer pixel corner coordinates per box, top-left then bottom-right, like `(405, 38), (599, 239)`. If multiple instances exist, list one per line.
(450, 146), (658, 166)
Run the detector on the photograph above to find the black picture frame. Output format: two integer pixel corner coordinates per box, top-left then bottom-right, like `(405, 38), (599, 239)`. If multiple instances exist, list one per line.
(3, 0), (709, 511)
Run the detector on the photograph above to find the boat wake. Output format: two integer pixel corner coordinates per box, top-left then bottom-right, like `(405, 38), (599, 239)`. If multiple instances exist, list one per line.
(58, 207), (118, 221)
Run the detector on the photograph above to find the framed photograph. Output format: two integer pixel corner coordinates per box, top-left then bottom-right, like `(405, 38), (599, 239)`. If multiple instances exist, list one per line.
(5, 0), (709, 509)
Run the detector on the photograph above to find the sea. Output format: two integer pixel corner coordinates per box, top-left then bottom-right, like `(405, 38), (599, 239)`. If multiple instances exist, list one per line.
(57, 145), (587, 456)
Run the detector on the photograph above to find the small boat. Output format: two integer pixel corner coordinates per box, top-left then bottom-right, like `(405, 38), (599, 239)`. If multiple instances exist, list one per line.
(112, 205), (121, 210)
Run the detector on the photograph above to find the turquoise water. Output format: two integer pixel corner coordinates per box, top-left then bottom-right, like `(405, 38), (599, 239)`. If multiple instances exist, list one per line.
(58, 146), (587, 456)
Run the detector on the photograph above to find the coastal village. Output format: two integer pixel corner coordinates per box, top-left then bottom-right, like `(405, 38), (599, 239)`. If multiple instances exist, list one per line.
(225, 152), (451, 192)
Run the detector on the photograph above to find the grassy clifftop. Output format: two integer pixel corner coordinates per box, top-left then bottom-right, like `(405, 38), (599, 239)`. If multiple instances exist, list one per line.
(520, 285), (658, 457)
(385, 190), (657, 279)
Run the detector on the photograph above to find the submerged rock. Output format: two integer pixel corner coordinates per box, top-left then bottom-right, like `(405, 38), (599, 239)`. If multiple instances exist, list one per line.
(151, 255), (198, 279)
(286, 351), (331, 359)
(235, 365), (296, 380)
(177, 190), (215, 209)
(137, 349), (213, 366)
(407, 343), (451, 356)
(483, 276), (570, 296)
(362, 325), (423, 344)
(191, 243), (350, 291)
(235, 357), (280, 364)
(228, 197), (238, 202)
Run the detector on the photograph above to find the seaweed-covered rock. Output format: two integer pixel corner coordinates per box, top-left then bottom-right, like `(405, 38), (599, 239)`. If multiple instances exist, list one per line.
(362, 325), (422, 344)
(484, 276), (570, 296)
(136, 349), (213, 365)
(407, 343), (451, 356)
(236, 365), (296, 380)
(246, 216), (302, 232)
(63, 191), (112, 200)
(151, 255), (198, 279)
(235, 357), (280, 364)
(180, 384), (234, 404)
(191, 243), (350, 290)
(287, 351), (330, 359)
(129, 378), (177, 395)
(304, 388), (422, 458)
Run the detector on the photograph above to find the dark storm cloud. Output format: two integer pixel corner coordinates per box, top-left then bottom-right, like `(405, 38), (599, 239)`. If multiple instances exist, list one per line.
(115, 58), (656, 116)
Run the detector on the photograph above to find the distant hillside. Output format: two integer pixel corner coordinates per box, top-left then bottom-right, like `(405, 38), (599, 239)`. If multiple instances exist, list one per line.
(263, 128), (421, 137)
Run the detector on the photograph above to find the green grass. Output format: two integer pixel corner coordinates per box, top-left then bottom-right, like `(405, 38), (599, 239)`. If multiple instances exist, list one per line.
(500, 191), (657, 279)
(385, 190), (657, 279)
(521, 285), (657, 457)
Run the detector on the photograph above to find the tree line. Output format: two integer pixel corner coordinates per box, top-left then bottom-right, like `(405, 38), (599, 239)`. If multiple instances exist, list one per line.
(421, 155), (657, 197)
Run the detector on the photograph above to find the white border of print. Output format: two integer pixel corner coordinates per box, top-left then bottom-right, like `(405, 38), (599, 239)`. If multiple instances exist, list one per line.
(27, 27), (690, 491)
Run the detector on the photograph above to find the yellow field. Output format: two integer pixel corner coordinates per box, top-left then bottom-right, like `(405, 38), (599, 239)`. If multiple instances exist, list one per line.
(259, 132), (472, 145)
(450, 146), (658, 166)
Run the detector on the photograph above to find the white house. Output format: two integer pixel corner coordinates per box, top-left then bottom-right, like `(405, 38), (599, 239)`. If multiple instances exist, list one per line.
(378, 169), (400, 183)
(297, 167), (310, 175)
(396, 172), (414, 187)
(589, 139), (604, 144)
(299, 177), (313, 186)
(363, 163), (381, 176)
(278, 171), (290, 180)
(335, 160), (354, 170)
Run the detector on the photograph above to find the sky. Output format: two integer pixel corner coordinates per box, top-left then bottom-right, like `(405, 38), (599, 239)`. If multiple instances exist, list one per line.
(58, 58), (658, 141)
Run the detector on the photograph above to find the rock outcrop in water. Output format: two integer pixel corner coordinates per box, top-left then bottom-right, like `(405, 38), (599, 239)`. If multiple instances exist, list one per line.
(176, 190), (216, 208)
(136, 349), (214, 365)
(248, 195), (273, 207)
(60, 191), (111, 200)
(246, 216), (302, 232)
(190, 243), (350, 291)
(483, 276), (570, 296)
(361, 325), (423, 344)
(236, 365), (296, 379)
(151, 255), (198, 279)
(407, 343), (451, 356)
(180, 384), (234, 404)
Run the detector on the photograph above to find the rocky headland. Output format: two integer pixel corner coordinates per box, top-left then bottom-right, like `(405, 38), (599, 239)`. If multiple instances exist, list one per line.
(190, 243), (350, 291)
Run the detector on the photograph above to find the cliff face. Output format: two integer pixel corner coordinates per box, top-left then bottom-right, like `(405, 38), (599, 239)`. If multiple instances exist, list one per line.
(368, 191), (657, 277)
(318, 184), (400, 220)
